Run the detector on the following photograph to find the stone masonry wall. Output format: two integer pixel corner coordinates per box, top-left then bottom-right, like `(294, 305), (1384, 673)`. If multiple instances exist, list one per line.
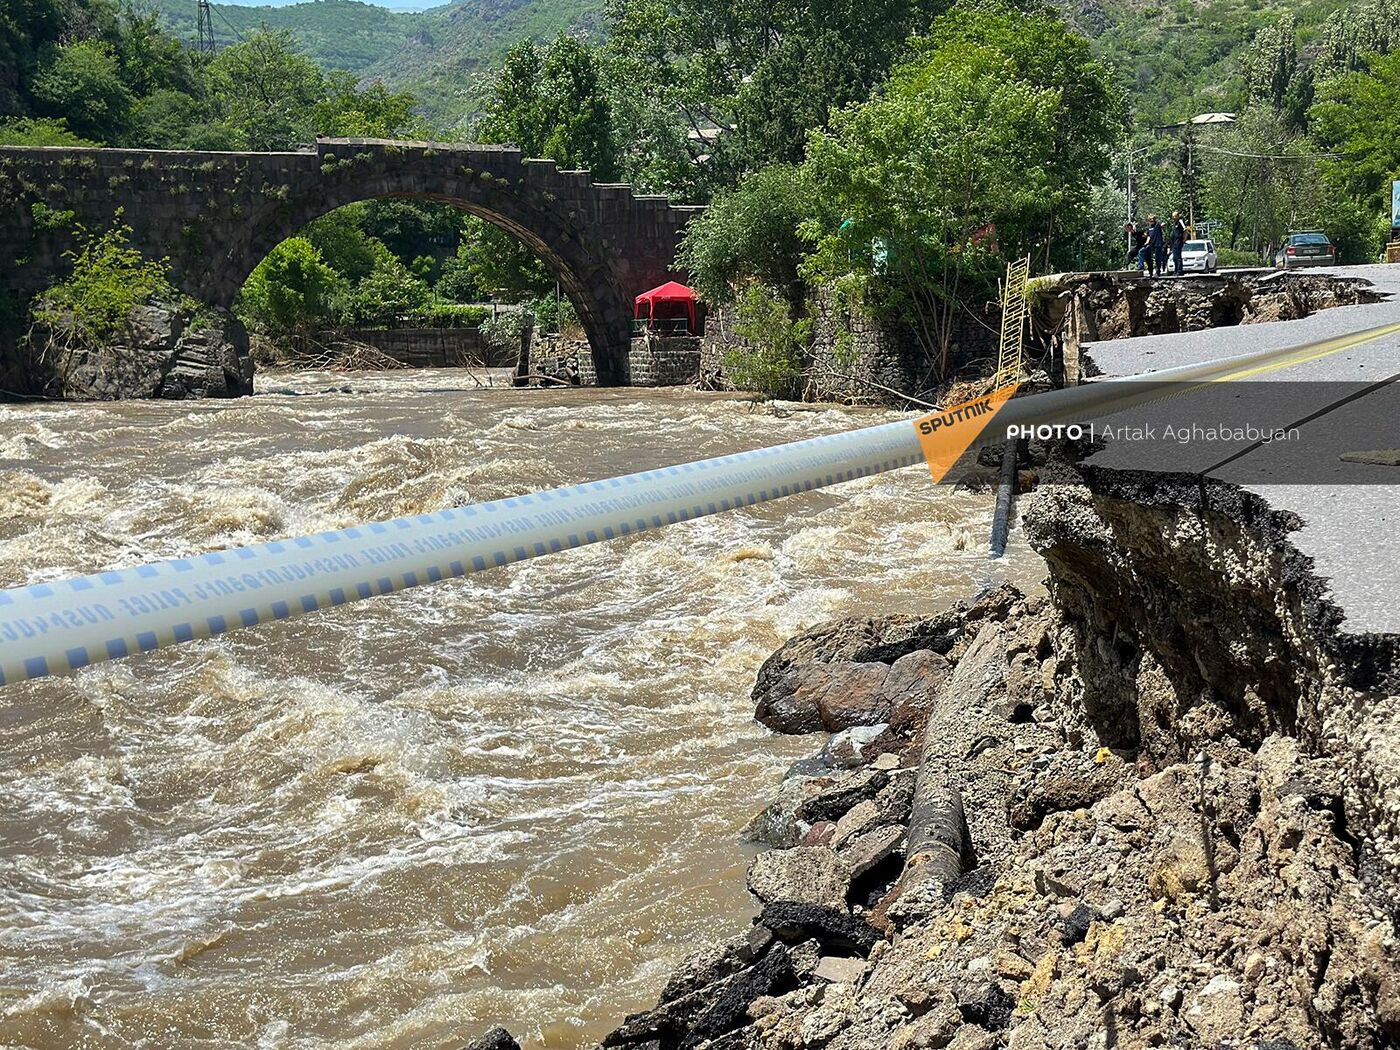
(628, 334), (702, 386)
(699, 290), (999, 404)
(333, 327), (511, 368)
(528, 335), (702, 387)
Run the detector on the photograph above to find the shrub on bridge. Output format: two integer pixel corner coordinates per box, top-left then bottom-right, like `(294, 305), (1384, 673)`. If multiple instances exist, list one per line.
(31, 221), (180, 344)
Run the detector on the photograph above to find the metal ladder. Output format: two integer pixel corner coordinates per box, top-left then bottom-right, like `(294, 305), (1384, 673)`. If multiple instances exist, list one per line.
(992, 254), (1032, 390)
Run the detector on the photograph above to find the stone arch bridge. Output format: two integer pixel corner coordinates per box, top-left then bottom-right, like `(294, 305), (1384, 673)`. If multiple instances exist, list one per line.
(0, 137), (702, 384)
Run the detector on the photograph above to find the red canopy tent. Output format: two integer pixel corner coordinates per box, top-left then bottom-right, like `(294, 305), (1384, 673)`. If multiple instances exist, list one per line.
(634, 281), (698, 334)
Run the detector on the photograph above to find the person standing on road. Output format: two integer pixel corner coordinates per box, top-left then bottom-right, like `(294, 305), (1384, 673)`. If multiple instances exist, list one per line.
(1171, 211), (1187, 276)
(1127, 222), (1148, 270)
(1144, 215), (1164, 276)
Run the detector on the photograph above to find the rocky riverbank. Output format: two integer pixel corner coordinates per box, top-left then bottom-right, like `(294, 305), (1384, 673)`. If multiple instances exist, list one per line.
(3, 298), (253, 400)
(481, 445), (1400, 1050)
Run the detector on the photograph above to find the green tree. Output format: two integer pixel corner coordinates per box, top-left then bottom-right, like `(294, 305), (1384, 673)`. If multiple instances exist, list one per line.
(31, 38), (133, 142)
(1243, 16), (1298, 113)
(0, 0), (67, 114)
(1313, 0), (1400, 84)
(359, 199), (461, 279)
(302, 206), (380, 283)
(205, 29), (325, 150)
(1200, 109), (1323, 256)
(602, 0), (946, 194)
(435, 248), (481, 302)
(480, 34), (618, 179)
(314, 72), (427, 139)
(238, 237), (345, 334)
(0, 116), (96, 146)
(801, 10), (1071, 376)
(127, 88), (230, 149)
(724, 284), (808, 398)
(677, 164), (815, 303)
(909, 2), (1126, 267)
(450, 217), (553, 302)
(1312, 50), (1400, 214)
(114, 2), (197, 99)
(345, 247), (431, 326)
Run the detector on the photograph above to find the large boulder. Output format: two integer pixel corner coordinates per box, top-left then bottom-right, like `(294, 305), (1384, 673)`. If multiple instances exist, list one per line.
(22, 299), (253, 400)
(752, 588), (1020, 734)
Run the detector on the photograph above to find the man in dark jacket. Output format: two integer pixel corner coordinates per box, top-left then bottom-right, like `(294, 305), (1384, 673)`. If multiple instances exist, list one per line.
(1171, 211), (1188, 275)
(1127, 222), (1148, 270)
(1144, 216), (1165, 276)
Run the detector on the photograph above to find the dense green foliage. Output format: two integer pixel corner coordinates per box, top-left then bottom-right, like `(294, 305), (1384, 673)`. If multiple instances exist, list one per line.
(678, 165), (814, 304)
(679, 2), (1123, 379)
(801, 5), (1115, 374)
(601, 0), (947, 195)
(480, 35), (617, 178)
(1, 0), (424, 150)
(724, 285), (808, 398)
(0, 116), (96, 145)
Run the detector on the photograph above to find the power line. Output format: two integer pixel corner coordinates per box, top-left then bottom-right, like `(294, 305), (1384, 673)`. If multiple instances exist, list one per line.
(210, 2), (248, 44)
(1192, 142), (1356, 161)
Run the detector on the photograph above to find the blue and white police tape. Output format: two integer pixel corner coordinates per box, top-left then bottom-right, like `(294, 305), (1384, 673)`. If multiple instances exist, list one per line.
(0, 416), (924, 686)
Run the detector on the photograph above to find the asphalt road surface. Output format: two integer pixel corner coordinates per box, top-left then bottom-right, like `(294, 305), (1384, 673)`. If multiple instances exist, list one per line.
(1077, 264), (1400, 640)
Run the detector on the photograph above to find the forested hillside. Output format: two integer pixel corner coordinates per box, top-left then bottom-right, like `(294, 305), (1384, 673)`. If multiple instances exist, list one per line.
(1063, 0), (1350, 127)
(148, 0), (603, 125)
(153, 0), (417, 75)
(137, 0), (1382, 133)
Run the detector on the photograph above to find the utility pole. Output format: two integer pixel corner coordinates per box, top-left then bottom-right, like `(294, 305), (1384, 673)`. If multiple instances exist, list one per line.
(1124, 145), (1149, 257)
(1183, 132), (1199, 230)
(196, 0), (215, 53)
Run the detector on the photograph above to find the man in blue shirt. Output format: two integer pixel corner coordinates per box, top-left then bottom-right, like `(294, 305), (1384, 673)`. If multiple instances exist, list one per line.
(1144, 216), (1165, 277)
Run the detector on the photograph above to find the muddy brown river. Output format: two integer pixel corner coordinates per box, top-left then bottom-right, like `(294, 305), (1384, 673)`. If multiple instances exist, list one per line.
(0, 371), (1039, 1048)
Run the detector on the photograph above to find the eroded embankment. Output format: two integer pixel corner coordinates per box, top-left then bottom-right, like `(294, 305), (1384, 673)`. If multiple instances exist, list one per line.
(584, 460), (1400, 1050)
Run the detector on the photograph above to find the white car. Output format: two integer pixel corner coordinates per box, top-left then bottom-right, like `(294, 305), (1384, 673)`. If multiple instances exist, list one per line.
(1180, 238), (1218, 273)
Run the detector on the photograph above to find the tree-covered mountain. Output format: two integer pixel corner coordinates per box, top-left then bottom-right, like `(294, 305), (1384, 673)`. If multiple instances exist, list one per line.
(1059, 0), (1350, 129)
(149, 0), (604, 125)
(141, 0), (1369, 133)
(152, 0), (417, 75)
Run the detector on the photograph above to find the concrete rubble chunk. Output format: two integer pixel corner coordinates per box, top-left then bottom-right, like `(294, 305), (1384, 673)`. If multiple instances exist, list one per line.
(746, 847), (851, 908)
(832, 799), (879, 846)
(812, 955), (866, 984)
(836, 823), (905, 880)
